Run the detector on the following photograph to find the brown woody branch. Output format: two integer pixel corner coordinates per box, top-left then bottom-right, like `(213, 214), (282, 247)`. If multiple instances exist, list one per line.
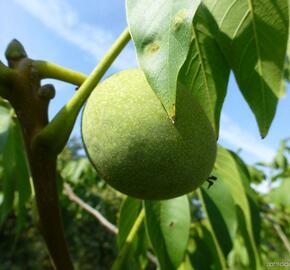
(63, 183), (158, 266)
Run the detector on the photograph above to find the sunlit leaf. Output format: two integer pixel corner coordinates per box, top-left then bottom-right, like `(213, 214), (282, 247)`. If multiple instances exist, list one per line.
(215, 146), (261, 269)
(118, 197), (142, 248)
(230, 151), (261, 247)
(179, 3), (230, 135)
(0, 106), (11, 152)
(127, 0), (200, 119)
(200, 171), (237, 257)
(0, 114), (31, 232)
(203, 0), (289, 137)
(196, 189), (227, 270)
(144, 196), (190, 269)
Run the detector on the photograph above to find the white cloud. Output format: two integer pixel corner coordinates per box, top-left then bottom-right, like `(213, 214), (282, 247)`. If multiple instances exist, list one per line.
(220, 113), (276, 162)
(13, 0), (137, 70)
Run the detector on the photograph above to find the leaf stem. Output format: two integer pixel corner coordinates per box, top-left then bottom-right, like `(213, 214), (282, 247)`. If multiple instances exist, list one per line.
(33, 28), (131, 154)
(112, 208), (145, 270)
(34, 60), (87, 86)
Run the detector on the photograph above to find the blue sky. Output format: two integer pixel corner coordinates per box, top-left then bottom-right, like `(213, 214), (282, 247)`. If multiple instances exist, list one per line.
(0, 0), (289, 165)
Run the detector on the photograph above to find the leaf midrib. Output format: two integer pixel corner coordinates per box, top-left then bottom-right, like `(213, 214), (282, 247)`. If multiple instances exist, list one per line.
(192, 23), (215, 127)
(247, 0), (266, 135)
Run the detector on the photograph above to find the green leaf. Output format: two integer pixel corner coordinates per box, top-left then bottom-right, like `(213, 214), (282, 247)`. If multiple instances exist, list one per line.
(0, 108), (15, 223)
(187, 226), (217, 270)
(0, 172), (15, 224)
(215, 146), (261, 269)
(126, 0), (200, 119)
(179, 3), (230, 136)
(267, 178), (290, 208)
(1, 118), (31, 232)
(230, 151), (261, 247)
(117, 197), (142, 249)
(203, 0), (289, 137)
(200, 172), (237, 257)
(112, 209), (145, 270)
(285, 0), (290, 82)
(144, 196), (190, 270)
(178, 254), (194, 270)
(196, 189), (227, 270)
(13, 122), (31, 233)
(272, 139), (288, 171)
(0, 106), (12, 152)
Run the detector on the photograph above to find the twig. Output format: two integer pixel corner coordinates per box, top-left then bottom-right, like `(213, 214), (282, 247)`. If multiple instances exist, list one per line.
(273, 223), (290, 255)
(63, 183), (118, 234)
(63, 183), (158, 266)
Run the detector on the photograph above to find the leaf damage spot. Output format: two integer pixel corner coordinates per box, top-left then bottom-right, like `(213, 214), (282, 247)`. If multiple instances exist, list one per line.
(169, 221), (175, 228)
(145, 42), (160, 54)
(173, 9), (189, 31)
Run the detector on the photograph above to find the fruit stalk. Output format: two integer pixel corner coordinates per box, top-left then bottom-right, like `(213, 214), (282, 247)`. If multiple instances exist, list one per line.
(112, 208), (145, 270)
(33, 28), (131, 155)
(34, 60), (87, 86)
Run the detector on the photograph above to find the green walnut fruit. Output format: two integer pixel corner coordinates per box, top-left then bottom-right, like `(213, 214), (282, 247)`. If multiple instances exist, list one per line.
(82, 69), (216, 200)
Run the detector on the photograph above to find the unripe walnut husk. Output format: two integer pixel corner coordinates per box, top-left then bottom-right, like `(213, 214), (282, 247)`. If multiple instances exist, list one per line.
(82, 69), (216, 200)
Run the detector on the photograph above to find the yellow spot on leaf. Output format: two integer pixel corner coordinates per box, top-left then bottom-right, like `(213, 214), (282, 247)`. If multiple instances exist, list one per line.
(173, 9), (189, 31)
(146, 42), (160, 53)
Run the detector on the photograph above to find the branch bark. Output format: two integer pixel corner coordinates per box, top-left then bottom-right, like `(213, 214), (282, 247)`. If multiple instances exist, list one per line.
(63, 183), (158, 266)
(273, 223), (290, 255)
(63, 183), (118, 234)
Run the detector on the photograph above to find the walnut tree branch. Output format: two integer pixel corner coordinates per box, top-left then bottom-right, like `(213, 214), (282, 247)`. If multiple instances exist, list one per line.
(63, 183), (158, 266)
(63, 183), (118, 234)
(4, 39), (74, 270)
(273, 223), (290, 255)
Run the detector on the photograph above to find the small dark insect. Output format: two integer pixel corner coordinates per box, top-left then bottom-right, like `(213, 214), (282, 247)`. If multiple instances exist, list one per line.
(207, 175), (217, 189)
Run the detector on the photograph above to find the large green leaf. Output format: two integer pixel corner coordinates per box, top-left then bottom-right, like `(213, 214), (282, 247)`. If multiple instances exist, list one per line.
(216, 146), (261, 269)
(285, 0), (290, 81)
(0, 106), (11, 151)
(203, 0), (289, 137)
(230, 151), (261, 247)
(112, 208), (146, 270)
(117, 197), (142, 248)
(196, 189), (227, 270)
(0, 113), (31, 232)
(200, 171), (237, 257)
(0, 107), (15, 223)
(186, 228), (216, 270)
(115, 196), (148, 270)
(126, 0), (200, 119)
(144, 196), (190, 270)
(179, 3), (230, 136)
